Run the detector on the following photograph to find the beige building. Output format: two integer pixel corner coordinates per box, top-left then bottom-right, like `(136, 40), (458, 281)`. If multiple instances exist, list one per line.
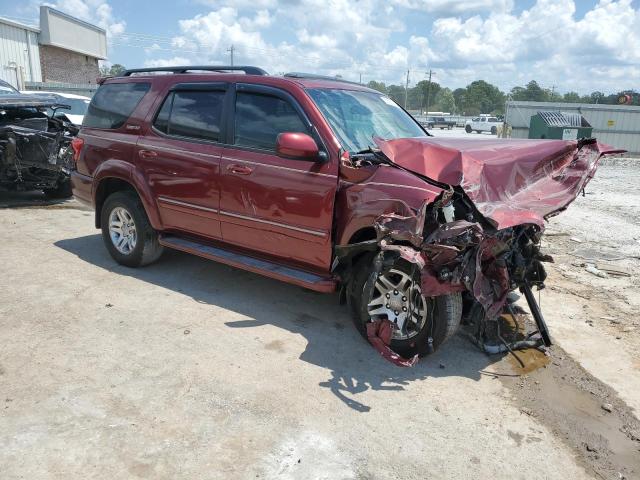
(0, 6), (107, 89)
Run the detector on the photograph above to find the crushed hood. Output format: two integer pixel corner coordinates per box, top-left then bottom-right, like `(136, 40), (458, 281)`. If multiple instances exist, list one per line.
(374, 137), (622, 229)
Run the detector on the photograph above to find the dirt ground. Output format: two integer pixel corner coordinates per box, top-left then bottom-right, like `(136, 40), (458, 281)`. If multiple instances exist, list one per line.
(0, 164), (639, 479)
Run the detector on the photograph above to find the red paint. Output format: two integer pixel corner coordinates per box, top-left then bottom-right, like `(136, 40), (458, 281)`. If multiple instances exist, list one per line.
(276, 132), (320, 159)
(72, 71), (621, 290)
(374, 137), (623, 229)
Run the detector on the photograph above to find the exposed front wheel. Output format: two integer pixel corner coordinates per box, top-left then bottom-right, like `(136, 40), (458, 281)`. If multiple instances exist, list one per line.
(349, 255), (462, 358)
(101, 191), (163, 267)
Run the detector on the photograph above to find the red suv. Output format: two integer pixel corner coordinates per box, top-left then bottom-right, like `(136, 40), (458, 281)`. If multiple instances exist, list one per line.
(71, 65), (614, 363)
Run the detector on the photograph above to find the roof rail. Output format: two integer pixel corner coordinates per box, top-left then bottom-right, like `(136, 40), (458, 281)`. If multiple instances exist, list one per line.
(121, 66), (268, 76)
(283, 72), (362, 86)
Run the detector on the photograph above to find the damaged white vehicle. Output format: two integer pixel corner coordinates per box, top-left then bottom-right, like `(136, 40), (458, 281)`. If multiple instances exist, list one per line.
(0, 80), (79, 198)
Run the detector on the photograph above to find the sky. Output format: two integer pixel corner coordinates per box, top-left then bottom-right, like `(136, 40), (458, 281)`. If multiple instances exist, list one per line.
(2, 0), (640, 94)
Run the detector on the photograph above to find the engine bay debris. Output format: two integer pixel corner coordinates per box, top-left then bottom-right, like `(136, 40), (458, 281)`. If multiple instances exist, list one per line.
(337, 137), (623, 366)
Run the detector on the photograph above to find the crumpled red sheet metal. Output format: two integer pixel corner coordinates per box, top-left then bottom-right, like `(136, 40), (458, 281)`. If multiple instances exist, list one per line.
(374, 137), (624, 230)
(366, 319), (419, 367)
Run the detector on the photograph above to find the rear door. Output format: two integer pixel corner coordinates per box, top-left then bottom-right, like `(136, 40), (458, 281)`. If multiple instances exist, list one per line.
(137, 83), (227, 239)
(219, 83), (337, 270)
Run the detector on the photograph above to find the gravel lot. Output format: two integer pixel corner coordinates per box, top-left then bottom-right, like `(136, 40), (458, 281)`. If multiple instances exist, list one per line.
(1, 153), (639, 479)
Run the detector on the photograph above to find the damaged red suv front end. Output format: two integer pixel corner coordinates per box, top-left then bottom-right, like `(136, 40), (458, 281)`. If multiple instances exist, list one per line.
(335, 135), (621, 365)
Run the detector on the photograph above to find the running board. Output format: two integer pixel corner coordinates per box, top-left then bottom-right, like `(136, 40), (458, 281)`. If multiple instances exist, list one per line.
(159, 235), (336, 293)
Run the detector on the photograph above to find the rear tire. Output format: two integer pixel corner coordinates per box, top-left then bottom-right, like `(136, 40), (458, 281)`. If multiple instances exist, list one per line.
(491, 126), (497, 135)
(349, 254), (462, 358)
(101, 191), (163, 267)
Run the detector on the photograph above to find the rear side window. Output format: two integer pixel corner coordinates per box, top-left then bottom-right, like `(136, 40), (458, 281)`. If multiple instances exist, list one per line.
(234, 92), (307, 150)
(153, 90), (225, 142)
(83, 82), (150, 129)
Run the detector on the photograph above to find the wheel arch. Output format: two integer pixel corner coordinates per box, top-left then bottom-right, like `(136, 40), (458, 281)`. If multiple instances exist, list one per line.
(93, 169), (162, 231)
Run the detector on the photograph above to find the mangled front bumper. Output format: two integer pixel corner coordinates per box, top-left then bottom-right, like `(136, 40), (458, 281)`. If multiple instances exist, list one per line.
(337, 138), (623, 364)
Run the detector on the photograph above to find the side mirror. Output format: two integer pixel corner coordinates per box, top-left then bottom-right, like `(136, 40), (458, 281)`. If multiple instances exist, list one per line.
(276, 132), (322, 161)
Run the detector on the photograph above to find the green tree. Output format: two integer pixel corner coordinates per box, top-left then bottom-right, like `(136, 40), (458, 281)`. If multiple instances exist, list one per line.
(99, 63), (127, 76)
(367, 80), (387, 94)
(415, 80), (441, 112)
(433, 87), (456, 113)
(386, 84), (406, 106)
(462, 80), (504, 115)
(510, 80), (549, 102)
(563, 91), (581, 103)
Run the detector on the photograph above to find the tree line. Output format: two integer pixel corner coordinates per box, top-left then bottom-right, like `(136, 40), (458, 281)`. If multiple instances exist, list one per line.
(366, 79), (638, 115)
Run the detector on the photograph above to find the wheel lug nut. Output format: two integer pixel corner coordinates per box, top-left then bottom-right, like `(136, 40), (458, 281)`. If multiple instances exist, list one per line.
(394, 290), (398, 295)
(385, 293), (390, 298)
(394, 310), (399, 315)
(386, 304), (390, 308)
(402, 296), (407, 301)
(402, 307), (407, 311)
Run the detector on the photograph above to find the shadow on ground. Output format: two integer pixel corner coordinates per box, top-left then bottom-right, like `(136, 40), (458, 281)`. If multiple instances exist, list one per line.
(0, 191), (81, 209)
(55, 233), (503, 413)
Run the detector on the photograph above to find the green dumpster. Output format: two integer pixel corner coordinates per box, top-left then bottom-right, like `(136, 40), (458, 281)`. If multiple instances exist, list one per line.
(528, 111), (593, 140)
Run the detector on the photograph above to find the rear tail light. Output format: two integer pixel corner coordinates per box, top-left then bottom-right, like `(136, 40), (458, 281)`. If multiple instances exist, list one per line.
(71, 137), (84, 163)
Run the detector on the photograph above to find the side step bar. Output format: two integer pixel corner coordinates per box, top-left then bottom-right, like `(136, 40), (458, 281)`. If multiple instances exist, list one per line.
(159, 235), (336, 293)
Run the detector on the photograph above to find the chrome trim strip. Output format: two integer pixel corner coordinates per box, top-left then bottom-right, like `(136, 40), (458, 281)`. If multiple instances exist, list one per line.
(158, 196), (219, 214)
(138, 143), (219, 159)
(219, 210), (327, 237)
(80, 133), (139, 146)
(220, 155), (335, 178)
(157, 197), (326, 237)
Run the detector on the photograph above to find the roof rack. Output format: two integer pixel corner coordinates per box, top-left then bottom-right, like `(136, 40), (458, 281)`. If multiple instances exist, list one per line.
(283, 72), (362, 86)
(121, 66), (268, 76)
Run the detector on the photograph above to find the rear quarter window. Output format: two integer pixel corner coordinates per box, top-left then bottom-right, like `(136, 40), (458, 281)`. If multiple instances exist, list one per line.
(83, 82), (150, 129)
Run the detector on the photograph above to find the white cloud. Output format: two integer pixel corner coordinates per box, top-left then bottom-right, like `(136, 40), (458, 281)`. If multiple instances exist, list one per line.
(392, 0), (514, 14)
(137, 0), (640, 93)
(143, 56), (192, 68)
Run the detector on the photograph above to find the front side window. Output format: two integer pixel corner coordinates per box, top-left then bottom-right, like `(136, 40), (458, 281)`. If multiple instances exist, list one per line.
(234, 92), (308, 150)
(84, 82), (150, 129)
(307, 88), (426, 153)
(153, 90), (225, 142)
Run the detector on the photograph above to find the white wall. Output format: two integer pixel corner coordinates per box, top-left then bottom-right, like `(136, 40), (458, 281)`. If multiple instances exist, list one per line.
(0, 18), (42, 88)
(39, 7), (107, 60)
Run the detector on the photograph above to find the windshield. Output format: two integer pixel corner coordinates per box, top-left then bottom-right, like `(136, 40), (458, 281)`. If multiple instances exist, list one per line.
(307, 88), (426, 153)
(0, 80), (18, 95)
(49, 97), (90, 116)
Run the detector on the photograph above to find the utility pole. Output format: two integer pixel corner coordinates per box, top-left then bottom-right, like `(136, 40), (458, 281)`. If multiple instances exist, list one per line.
(404, 69), (410, 109)
(227, 45), (234, 66)
(425, 69), (434, 115)
(550, 84), (556, 100)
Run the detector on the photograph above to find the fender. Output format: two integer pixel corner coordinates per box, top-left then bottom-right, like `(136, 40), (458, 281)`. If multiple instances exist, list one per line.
(93, 160), (163, 230)
(335, 167), (443, 246)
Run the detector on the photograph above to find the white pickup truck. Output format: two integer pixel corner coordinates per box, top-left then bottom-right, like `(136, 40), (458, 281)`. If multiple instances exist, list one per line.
(465, 116), (501, 134)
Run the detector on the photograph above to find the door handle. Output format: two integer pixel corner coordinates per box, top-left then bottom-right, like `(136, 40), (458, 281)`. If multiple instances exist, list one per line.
(138, 149), (158, 159)
(227, 164), (253, 175)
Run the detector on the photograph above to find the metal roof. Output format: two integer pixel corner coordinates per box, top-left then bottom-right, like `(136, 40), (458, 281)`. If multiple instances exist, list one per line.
(537, 111), (591, 128)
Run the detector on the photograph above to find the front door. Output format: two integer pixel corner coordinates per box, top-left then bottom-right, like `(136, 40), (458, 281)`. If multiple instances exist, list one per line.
(219, 84), (338, 270)
(137, 83), (228, 239)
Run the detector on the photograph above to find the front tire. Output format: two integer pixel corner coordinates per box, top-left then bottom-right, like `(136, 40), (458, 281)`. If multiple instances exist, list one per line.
(101, 191), (163, 267)
(349, 254), (462, 358)
(465, 125), (472, 133)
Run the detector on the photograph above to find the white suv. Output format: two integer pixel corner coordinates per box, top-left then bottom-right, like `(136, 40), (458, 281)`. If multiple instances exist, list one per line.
(465, 116), (501, 134)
